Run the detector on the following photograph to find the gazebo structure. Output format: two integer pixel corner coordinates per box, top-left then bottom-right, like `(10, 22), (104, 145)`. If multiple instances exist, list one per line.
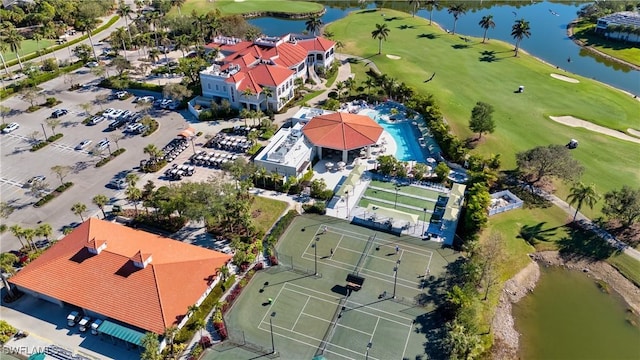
(302, 112), (383, 164)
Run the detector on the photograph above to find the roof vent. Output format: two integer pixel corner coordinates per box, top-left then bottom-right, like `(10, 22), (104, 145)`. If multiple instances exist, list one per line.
(86, 238), (107, 255)
(131, 251), (152, 269)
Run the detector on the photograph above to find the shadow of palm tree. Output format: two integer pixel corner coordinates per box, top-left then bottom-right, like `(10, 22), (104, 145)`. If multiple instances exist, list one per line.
(417, 33), (438, 39)
(451, 44), (470, 50)
(398, 24), (415, 30)
(517, 222), (558, 245)
(557, 226), (618, 261)
(479, 50), (498, 62)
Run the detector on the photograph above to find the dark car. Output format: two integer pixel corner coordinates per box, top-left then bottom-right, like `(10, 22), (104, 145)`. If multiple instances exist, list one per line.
(107, 119), (126, 130)
(51, 109), (68, 118)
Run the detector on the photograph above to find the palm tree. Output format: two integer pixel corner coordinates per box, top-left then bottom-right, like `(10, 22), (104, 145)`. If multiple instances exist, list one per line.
(409, 0), (421, 17)
(479, 15), (495, 43)
(424, 0), (438, 25)
(364, 76), (377, 101)
(567, 182), (599, 221)
(305, 16), (323, 36)
(36, 223), (53, 242)
(4, 27), (25, 70)
(9, 225), (26, 250)
(92, 194), (109, 219)
(71, 202), (88, 221)
(126, 173), (140, 187)
(194, 318), (207, 347)
(0, 42), (10, 75)
(172, 0), (187, 15)
(335, 80), (346, 102)
(125, 186), (142, 215)
(371, 23), (390, 55)
(33, 33), (44, 64)
(0, 253), (18, 298)
(261, 87), (273, 111)
(447, 4), (467, 35)
(117, 1), (134, 45)
(144, 144), (162, 163)
(22, 228), (37, 252)
(113, 27), (129, 58)
(187, 303), (199, 316)
(175, 34), (191, 58)
(77, 17), (99, 61)
(217, 265), (230, 281)
(164, 325), (179, 356)
(511, 18), (531, 57)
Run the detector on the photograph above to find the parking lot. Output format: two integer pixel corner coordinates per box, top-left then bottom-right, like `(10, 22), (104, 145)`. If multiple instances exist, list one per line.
(0, 78), (191, 252)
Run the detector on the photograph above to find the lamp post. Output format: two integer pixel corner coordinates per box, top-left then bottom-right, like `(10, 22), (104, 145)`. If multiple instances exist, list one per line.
(394, 186), (400, 209)
(190, 136), (196, 155)
(422, 208), (428, 238)
(365, 342), (372, 360)
(344, 189), (350, 219)
(392, 259), (401, 299)
(269, 312), (276, 354)
(41, 123), (48, 139)
(311, 236), (320, 275)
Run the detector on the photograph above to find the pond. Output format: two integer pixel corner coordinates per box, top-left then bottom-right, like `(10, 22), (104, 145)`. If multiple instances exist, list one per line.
(248, 1), (639, 94)
(513, 266), (640, 360)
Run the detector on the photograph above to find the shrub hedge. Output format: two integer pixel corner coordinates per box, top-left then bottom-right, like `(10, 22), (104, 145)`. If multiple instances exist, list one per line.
(95, 148), (126, 167)
(30, 133), (63, 152)
(33, 182), (73, 207)
(264, 210), (298, 247)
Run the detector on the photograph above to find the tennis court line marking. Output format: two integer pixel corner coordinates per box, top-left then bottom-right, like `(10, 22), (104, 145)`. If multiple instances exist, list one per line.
(297, 311), (373, 336)
(319, 227), (436, 256)
(292, 297), (311, 331)
(401, 322), (413, 360)
(259, 284), (287, 327)
(301, 253), (421, 290)
(259, 321), (382, 360)
(284, 282), (414, 323)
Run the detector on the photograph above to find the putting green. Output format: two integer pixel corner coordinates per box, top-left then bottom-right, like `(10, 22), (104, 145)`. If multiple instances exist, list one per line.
(327, 9), (640, 215)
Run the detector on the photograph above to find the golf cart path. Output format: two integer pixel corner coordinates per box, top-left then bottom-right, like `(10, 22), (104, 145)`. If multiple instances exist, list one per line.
(549, 116), (640, 144)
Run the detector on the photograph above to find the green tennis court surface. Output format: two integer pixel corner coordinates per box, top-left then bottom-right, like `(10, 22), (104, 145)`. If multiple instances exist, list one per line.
(209, 214), (460, 360)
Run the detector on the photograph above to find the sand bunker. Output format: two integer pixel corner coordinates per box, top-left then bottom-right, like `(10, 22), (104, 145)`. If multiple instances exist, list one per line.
(628, 128), (640, 138)
(549, 116), (640, 144)
(550, 73), (579, 83)
(386, 54), (401, 60)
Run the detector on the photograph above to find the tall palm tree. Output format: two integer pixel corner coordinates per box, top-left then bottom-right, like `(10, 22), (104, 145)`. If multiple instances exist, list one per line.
(9, 225), (26, 250)
(409, 0), (421, 17)
(126, 173), (140, 187)
(164, 325), (179, 356)
(478, 15), (495, 43)
(511, 18), (531, 57)
(4, 27), (25, 70)
(92, 194), (109, 219)
(36, 223), (52, 242)
(117, 0), (134, 45)
(175, 34), (191, 58)
(305, 16), (323, 36)
(0, 253), (18, 298)
(125, 186), (142, 215)
(447, 4), (467, 35)
(424, 0), (438, 25)
(194, 318), (207, 347)
(217, 265), (230, 281)
(22, 228), (37, 252)
(76, 17), (99, 61)
(364, 76), (377, 101)
(143, 144), (162, 163)
(32, 33), (44, 64)
(261, 87), (273, 111)
(71, 203), (88, 222)
(113, 27), (129, 59)
(567, 182), (599, 221)
(371, 23), (390, 55)
(0, 42), (10, 75)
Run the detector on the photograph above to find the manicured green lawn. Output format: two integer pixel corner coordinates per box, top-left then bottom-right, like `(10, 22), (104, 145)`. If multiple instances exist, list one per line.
(572, 21), (640, 67)
(607, 252), (640, 287)
(250, 195), (288, 234)
(1, 39), (55, 62)
(327, 10), (640, 210)
(170, 0), (323, 16)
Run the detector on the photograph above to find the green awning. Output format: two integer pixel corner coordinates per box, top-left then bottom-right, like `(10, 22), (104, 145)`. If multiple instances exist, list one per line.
(28, 354), (45, 360)
(97, 320), (146, 346)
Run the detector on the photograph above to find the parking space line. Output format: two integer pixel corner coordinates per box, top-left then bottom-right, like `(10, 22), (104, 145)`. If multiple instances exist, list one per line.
(0, 177), (24, 188)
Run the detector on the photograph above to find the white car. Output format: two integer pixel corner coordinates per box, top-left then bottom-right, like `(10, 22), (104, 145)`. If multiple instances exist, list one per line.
(75, 140), (92, 150)
(2, 122), (19, 133)
(79, 316), (91, 332)
(96, 139), (110, 151)
(135, 95), (155, 103)
(67, 311), (80, 327)
(89, 116), (105, 125)
(103, 108), (116, 116)
(90, 319), (103, 335)
(86, 61), (99, 68)
(115, 91), (129, 99)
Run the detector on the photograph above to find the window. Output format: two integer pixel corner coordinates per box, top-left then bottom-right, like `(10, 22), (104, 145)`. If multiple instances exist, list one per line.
(207, 83), (211, 89)
(215, 85), (219, 90)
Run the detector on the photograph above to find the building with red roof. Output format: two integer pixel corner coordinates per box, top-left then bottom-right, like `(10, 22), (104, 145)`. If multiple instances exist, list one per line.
(9, 218), (232, 347)
(254, 109), (383, 177)
(200, 34), (335, 112)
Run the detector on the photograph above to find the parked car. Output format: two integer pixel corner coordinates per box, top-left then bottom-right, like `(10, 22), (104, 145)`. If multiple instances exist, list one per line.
(67, 311), (81, 326)
(96, 139), (110, 151)
(89, 116), (105, 125)
(107, 119), (126, 130)
(115, 91), (129, 100)
(2, 122), (19, 133)
(120, 110), (133, 119)
(90, 319), (103, 335)
(26, 175), (46, 187)
(167, 101), (181, 110)
(135, 95), (155, 103)
(75, 140), (92, 150)
(103, 108), (116, 117)
(79, 316), (91, 332)
(51, 109), (68, 118)
(107, 178), (127, 190)
(86, 61), (99, 68)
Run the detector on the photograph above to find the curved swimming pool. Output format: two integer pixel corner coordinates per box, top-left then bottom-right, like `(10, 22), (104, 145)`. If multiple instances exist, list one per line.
(377, 119), (426, 162)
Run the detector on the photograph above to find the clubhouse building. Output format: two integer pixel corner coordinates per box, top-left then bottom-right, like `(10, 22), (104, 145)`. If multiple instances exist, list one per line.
(198, 33), (336, 112)
(9, 218), (232, 349)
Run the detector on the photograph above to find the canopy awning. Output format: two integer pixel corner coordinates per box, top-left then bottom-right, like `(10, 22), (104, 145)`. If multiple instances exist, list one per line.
(366, 204), (419, 224)
(97, 320), (146, 346)
(179, 126), (196, 138)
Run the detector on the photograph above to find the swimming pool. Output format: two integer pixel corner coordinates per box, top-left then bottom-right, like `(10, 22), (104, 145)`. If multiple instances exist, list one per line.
(363, 106), (427, 162)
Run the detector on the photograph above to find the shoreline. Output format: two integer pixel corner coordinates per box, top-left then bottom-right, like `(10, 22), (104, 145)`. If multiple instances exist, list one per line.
(492, 251), (640, 359)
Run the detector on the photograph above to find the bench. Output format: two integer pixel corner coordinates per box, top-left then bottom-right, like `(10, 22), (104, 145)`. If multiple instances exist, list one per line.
(346, 274), (365, 291)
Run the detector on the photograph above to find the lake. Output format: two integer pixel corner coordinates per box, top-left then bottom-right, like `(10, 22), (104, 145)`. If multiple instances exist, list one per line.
(513, 266), (640, 360)
(249, 0), (640, 94)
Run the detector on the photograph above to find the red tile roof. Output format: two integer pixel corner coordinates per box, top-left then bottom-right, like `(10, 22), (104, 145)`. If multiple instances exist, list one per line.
(302, 112), (383, 151)
(270, 42), (309, 68)
(9, 218), (232, 334)
(298, 37), (336, 52)
(250, 64), (293, 88)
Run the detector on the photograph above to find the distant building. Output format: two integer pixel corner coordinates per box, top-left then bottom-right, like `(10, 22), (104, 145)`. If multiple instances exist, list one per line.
(254, 110), (383, 178)
(2, 0), (34, 9)
(595, 11), (640, 42)
(9, 218), (232, 350)
(199, 34), (335, 112)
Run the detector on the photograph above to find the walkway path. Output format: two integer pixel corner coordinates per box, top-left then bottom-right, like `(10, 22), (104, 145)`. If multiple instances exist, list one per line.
(534, 186), (640, 261)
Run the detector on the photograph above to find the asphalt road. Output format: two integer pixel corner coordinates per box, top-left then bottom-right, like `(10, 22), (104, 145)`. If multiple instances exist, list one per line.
(1, 69), (193, 253)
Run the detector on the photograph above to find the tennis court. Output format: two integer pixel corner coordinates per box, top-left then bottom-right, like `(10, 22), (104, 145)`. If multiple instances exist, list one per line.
(211, 215), (459, 360)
